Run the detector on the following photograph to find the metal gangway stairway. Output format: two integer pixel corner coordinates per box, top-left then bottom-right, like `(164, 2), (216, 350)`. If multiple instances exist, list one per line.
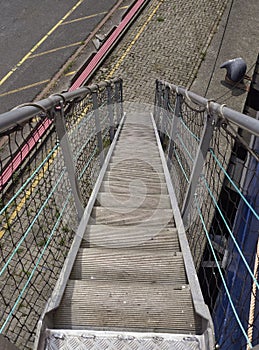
(35, 109), (213, 349)
(1, 78), (259, 350)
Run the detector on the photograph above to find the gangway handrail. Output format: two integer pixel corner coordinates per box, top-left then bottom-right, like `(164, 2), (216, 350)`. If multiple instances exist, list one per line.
(0, 78), (123, 349)
(0, 78), (120, 132)
(154, 79), (259, 349)
(159, 80), (259, 136)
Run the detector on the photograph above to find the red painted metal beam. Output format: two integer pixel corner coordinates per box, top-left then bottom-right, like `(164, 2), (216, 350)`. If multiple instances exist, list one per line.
(0, 0), (147, 191)
(69, 0), (147, 90)
(0, 119), (52, 191)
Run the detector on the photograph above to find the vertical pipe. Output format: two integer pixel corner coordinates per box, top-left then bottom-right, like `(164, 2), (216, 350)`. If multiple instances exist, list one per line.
(114, 79), (123, 125)
(54, 104), (84, 221)
(167, 93), (182, 169)
(92, 91), (104, 167)
(107, 85), (115, 142)
(181, 110), (217, 226)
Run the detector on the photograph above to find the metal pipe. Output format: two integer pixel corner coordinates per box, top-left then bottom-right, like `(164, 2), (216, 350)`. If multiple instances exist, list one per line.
(0, 78), (120, 132)
(158, 80), (259, 137)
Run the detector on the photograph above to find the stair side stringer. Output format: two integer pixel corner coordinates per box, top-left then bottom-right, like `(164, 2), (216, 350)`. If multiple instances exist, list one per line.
(33, 112), (126, 350)
(151, 112), (215, 350)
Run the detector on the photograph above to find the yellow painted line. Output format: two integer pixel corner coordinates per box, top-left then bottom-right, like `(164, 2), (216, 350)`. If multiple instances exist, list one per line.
(0, 101), (89, 238)
(0, 0), (84, 87)
(62, 6), (129, 25)
(0, 151), (58, 239)
(0, 1), (159, 239)
(65, 71), (76, 76)
(107, 0), (164, 79)
(0, 79), (50, 97)
(29, 42), (82, 59)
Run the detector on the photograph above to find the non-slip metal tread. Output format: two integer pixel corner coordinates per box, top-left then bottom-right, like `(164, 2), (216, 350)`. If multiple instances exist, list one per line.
(104, 173), (166, 184)
(96, 193), (171, 209)
(100, 181), (168, 194)
(45, 330), (203, 350)
(81, 224), (180, 250)
(90, 208), (173, 226)
(70, 248), (186, 284)
(54, 280), (202, 334)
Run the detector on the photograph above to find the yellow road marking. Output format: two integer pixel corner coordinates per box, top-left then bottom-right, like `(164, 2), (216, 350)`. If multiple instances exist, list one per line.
(0, 1), (159, 238)
(0, 151), (57, 239)
(0, 80), (50, 97)
(107, 0), (164, 79)
(62, 6), (129, 25)
(0, 71), (77, 97)
(29, 42), (82, 59)
(65, 71), (76, 76)
(0, 70), (76, 97)
(0, 0), (84, 87)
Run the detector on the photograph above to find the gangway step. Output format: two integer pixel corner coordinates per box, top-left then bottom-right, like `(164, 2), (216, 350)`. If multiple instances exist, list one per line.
(90, 208), (174, 226)
(81, 224), (180, 250)
(100, 181), (168, 194)
(96, 193), (171, 209)
(44, 330), (204, 350)
(53, 280), (202, 334)
(70, 248), (186, 283)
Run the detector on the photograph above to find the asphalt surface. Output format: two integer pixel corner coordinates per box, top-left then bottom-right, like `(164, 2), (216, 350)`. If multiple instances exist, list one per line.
(0, 0), (119, 113)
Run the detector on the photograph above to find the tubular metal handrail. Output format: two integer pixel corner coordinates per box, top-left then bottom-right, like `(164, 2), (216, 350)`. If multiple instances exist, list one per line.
(154, 79), (259, 349)
(0, 78), (121, 132)
(0, 78), (123, 349)
(158, 79), (259, 137)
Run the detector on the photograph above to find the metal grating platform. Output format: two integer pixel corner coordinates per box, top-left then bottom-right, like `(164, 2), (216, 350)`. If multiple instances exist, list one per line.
(45, 330), (203, 350)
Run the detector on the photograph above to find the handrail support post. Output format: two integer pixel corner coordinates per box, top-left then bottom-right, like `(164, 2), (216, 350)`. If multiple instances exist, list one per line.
(167, 93), (183, 169)
(92, 91), (104, 167)
(181, 111), (217, 226)
(54, 103), (84, 221)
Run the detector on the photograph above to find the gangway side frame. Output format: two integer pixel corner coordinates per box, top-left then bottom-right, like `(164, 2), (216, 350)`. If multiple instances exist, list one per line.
(151, 112), (215, 349)
(34, 112), (126, 350)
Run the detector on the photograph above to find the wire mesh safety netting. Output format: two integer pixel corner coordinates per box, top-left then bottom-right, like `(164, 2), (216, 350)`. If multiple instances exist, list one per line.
(154, 80), (259, 349)
(0, 78), (123, 349)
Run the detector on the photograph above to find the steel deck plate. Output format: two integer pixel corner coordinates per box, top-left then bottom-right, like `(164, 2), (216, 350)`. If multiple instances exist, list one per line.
(45, 330), (203, 350)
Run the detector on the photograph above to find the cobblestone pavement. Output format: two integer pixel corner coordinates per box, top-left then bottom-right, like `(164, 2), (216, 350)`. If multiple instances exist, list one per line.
(92, 0), (229, 105)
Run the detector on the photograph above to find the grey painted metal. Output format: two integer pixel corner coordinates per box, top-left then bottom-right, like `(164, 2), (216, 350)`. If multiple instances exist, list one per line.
(107, 85), (115, 141)
(160, 85), (170, 145)
(92, 91), (104, 167)
(158, 80), (259, 137)
(220, 57), (247, 82)
(0, 78), (121, 133)
(181, 110), (217, 226)
(114, 79), (124, 126)
(151, 112), (215, 350)
(54, 104), (84, 220)
(45, 330), (204, 350)
(154, 80), (164, 139)
(167, 93), (182, 169)
(34, 112), (126, 350)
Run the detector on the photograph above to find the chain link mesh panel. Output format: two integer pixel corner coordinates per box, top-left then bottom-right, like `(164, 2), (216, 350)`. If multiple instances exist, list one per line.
(154, 80), (259, 349)
(0, 79), (123, 349)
